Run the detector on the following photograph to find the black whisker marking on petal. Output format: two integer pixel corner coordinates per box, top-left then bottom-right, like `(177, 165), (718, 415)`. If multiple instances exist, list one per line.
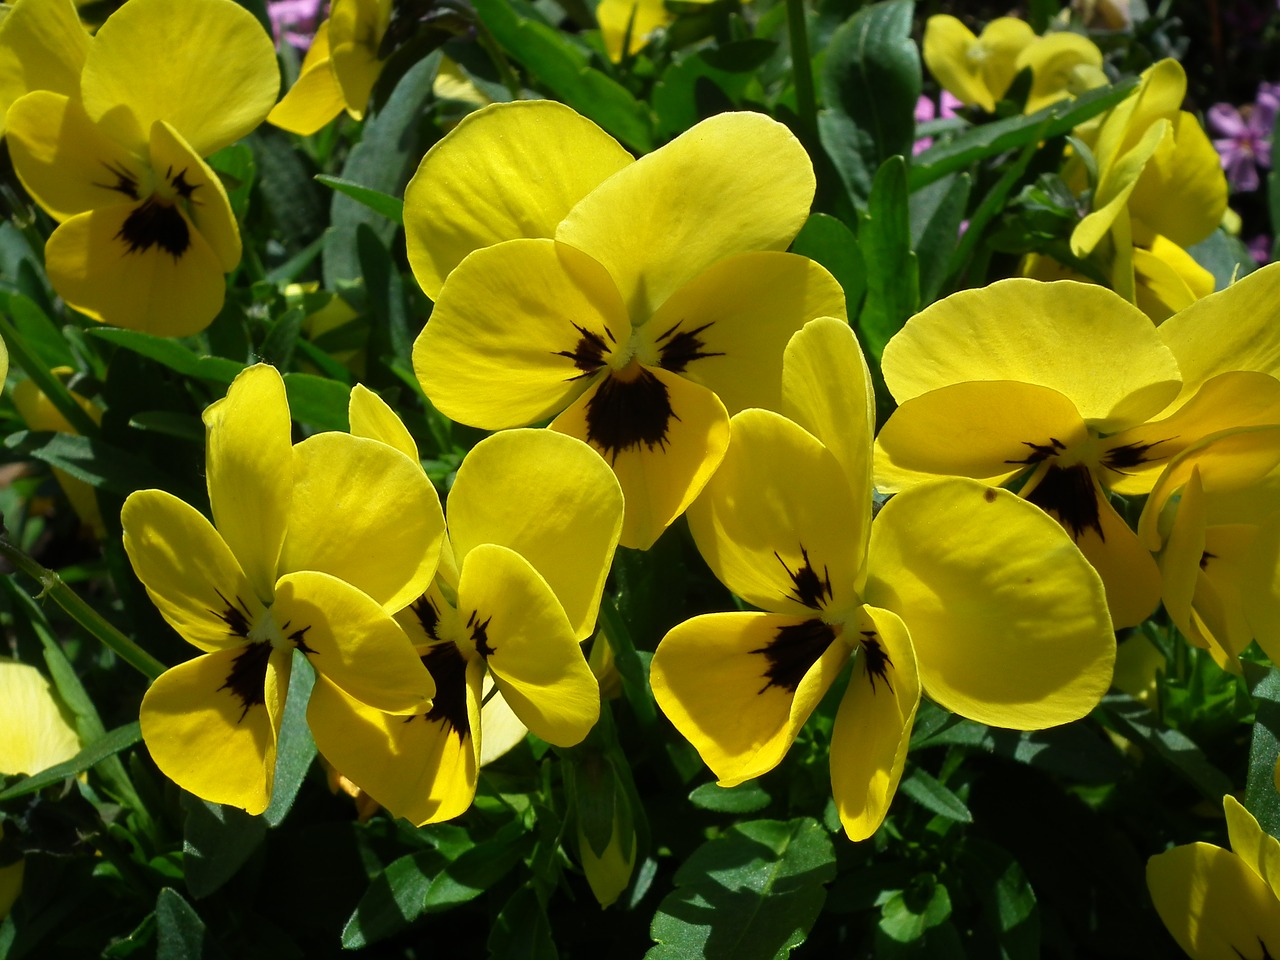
(283, 621), (316, 655)
(553, 323), (612, 381)
(211, 589), (253, 639)
(750, 618), (837, 694)
(1200, 550), (1216, 570)
(411, 594), (441, 642)
(1102, 436), (1175, 475)
(218, 641), (273, 722)
(1005, 436), (1067, 466)
(168, 166), (198, 201)
(1024, 463), (1105, 542)
(859, 630), (894, 695)
(116, 197), (190, 259)
(655, 320), (724, 373)
(94, 161), (140, 200)
(417, 642), (470, 742)
(775, 545), (833, 610)
(467, 609), (495, 658)
(585, 368), (677, 463)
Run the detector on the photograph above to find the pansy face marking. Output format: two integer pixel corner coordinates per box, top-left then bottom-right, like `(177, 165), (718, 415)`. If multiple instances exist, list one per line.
(467, 611), (495, 658)
(555, 323), (615, 380)
(419, 642), (470, 742)
(751, 619), (839, 694)
(655, 321), (724, 373)
(584, 368), (677, 462)
(1023, 463), (1105, 542)
(219, 642), (273, 721)
(859, 633), (895, 695)
(776, 545), (833, 610)
(1102, 436), (1173, 473)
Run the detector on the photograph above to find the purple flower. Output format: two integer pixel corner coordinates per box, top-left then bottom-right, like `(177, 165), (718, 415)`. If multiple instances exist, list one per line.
(1209, 92), (1275, 193)
(914, 91), (963, 155)
(269, 0), (326, 50)
(1249, 234), (1273, 265)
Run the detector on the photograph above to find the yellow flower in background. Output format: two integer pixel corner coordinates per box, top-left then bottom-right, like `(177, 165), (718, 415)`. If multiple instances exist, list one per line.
(875, 274), (1280, 629)
(652, 318), (1114, 841)
(406, 100), (842, 549)
(268, 0), (391, 135)
(122, 364), (444, 814)
(4, 0), (279, 336)
(596, 0), (716, 62)
(1016, 31), (1105, 114)
(923, 15), (1035, 113)
(308, 390), (624, 825)
(1148, 796), (1280, 959)
(0, 0), (88, 135)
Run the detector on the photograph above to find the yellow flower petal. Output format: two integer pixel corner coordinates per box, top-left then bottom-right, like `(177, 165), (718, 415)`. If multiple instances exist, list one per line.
(551, 365), (730, 551)
(1133, 234), (1215, 324)
(0, 0), (88, 136)
(864, 479), (1115, 729)
(456, 543), (599, 746)
(267, 19), (345, 135)
(598, 0), (671, 61)
(1071, 117), (1169, 259)
(557, 111), (815, 325)
(1130, 111), (1227, 250)
(643, 252), (847, 416)
(881, 279), (1181, 433)
(414, 238), (631, 428)
(650, 611), (851, 785)
(348, 384), (418, 462)
(282, 432), (443, 613)
(686, 407), (864, 616)
(1241, 514), (1280, 666)
(328, 0), (391, 117)
(148, 121), (241, 270)
(923, 15), (1035, 112)
(80, 0), (279, 157)
(204, 364), (291, 604)
(0, 660), (81, 776)
(1157, 467), (1207, 644)
(478, 680), (527, 766)
(1017, 31), (1103, 114)
(1226, 795), (1280, 902)
(829, 605), (919, 842)
(140, 645), (289, 815)
(404, 100), (633, 300)
(447, 429), (622, 641)
(122, 489), (266, 653)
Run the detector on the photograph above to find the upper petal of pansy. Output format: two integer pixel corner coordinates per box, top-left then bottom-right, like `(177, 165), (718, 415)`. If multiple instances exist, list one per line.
(551, 365), (730, 551)
(829, 605), (919, 842)
(348, 384), (419, 462)
(1147, 842), (1280, 960)
(5, 91), (148, 222)
(640, 252), (846, 416)
(80, 0), (279, 158)
(864, 478), (1115, 729)
(686, 408), (864, 615)
(327, 0), (391, 117)
(266, 19), (344, 136)
(922, 16), (991, 110)
(404, 100), (634, 300)
(281, 432), (443, 613)
(447, 430), (623, 641)
(1091, 58), (1185, 175)
(149, 120), (240, 270)
(455, 543), (599, 746)
(140, 645), (289, 814)
(1226, 795), (1280, 902)
(414, 239), (632, 429)
(556, 111), (815, 326)
(875, 380), (1090, 492)
(881, 279), (1182, 433)
(122, 489), (265, 653)
(273, 570), (434, 714)
(651, 611), (851, 786)
(1159, 263), (1280, 411)
(0, 0), (89, 135)
(204, 364), (292, 604)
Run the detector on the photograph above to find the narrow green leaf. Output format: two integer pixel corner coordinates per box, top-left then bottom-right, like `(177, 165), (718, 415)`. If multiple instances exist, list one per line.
(899, 768), (972, 823)
(910, 172), (971, 303)
(961, 839), (1040, 960)
(487, 885), (559, 960)
(155, 888), (227, 960)
(86, 328), (243, 384)
(0, 722), (142, 801)
(126, 412), (205, 443)
(857, 156), (919, 360)
(1245, 662), (1280, 838)
(687, 780), (772, 815)
(181, 795), (267, 900)
(422, 819), (533, 912)
(341, 850), (446, 949)
(790, 213), (866, 315)
(315, 175), (404, 224)
(1097, 692), (1234, 800)
(263, 651), (317, 828)
(281, 372), (350, 432)
(4, 431), (192, 499)
(1, 290), (74, 371)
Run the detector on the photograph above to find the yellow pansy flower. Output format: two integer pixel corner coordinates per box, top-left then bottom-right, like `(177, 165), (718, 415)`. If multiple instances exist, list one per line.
(0, 0), (88, 134)
(405, 100), (842, 549)
(596, 0), (716, 62)
(4, 0), (278, 336)
(1016, 31), (1104, 114)
(923, 15), (1036, 113)
(652, 318), (1114, 840)
(268, 0), (391, 135)
(875, 272), (1280, 629)
(1148, 796), (1280, 959)
(308, 389), (624, 825)
(122, 364), (444, 814)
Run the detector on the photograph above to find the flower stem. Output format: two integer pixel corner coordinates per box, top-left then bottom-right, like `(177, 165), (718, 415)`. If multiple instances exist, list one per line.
(786, 0), (819, 146)
(0, 536), (166, 680)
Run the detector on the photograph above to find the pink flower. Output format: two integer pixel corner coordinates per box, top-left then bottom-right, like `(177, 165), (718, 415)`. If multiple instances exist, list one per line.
(914, 91), (963, 155)
(269, 0), (325, 50)
(1208, 91), (1275, 193)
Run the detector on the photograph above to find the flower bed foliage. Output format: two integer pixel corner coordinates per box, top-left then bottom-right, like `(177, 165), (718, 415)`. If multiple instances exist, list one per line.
(0, 0), (1279, 956)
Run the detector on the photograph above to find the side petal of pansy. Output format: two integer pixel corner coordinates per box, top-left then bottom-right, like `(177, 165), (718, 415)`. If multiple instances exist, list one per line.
(446, 430), (623, 640)
(1225, 795), (1280, 902)
(404, 100), (634, 300)
(556, 110), (815, 325)
(266, 19), (345, 135)
(326, 0), (391, 118)
(414, 239), (632, 428)
(348, 383), (418, 461)
(650, 611), (851, 786)
(864, 479), (1115, 729)
(551, 365), (730, 551)
(455, 543), (599, 746)
(1129, 110), (1227, 250)
(829, 605), (919, 842)
(0, 0), (89, 135)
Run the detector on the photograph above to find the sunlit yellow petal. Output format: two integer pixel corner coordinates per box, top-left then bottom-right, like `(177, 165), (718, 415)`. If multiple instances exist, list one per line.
(415, 239), (631, 428)
(864, 479), (1115, 728)
(0, 0), (88, 135)
(881, 279), (1181, 432)
(551, 366), (730, 551)
(557, 111), (814, 325)
(447, 429), (623, 640)
(1017, 32), (1102, 114)
(267, 20), (345, 135)
(328, 0), (391, 117)
(1071, 118), (1169, 258)
(405, 100), (633, 299)
(598, 0), (670, 60)
(1226, 795), (1280, 902)
(0, 661), (81, 776)
(479, 679), (527, 766)
(829, 605), (918, 842)
(348, 384), (419, 462)
(204, 364), (291, 604)
(1241, 514), (1280, 667)
(1133, 235), (1215, 324)
(149, 121), (241, 271)
(651, 611), (851, 785)
(1130, 111), (1227, 250)
(922, 16), (992, 111)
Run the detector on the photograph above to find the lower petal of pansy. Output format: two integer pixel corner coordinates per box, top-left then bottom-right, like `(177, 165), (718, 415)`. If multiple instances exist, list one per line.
(650, 611), (851, 787)
(121, 489), (263, 654)
(273, 571), (434, 715)
(479, 679), (528, 766)
(415, 238), (631, 428)
(829, 605), (919, 842)
(552, 365), (730, 551)
(641, 252), (846, 416)
(44, 203), (226, 337)
(864, 478), (1115, 729)
(149, 121), (241, 271)
(140, 646), (285, 814)
(456, 543), (598, 747)
(307, 654), (483, 826)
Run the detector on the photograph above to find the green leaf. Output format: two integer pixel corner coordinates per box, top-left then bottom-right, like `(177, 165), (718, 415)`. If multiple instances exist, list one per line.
(687, 780), (772, 815)
(961, 839), (1039, 960)
(1096, 692), (1234, 800)
(0, 722), (142, 801)
(910, 172), (971, 303)
(817, 0), (920, 210)
(878, 875), (952, 943)
(4, 431), (193, 499)
(857, 156), (919, 360)
(357, 224), (415, 373)
(86, 329), (243, 384)
(315, 175), (405, 224)
(281, 372), (350, 431)
(790, 213), (866, 315)
(487, 885), (559, 960)
(652, 47), (759, 141)
(1, 290), (74, 371)
(263, 651), (317, 828)
(181, 795), (267, 900)
(247, 127), (328, 263)
(1188, 228), (1259, 289)
(206, 143), (256, 224)
(341, 850), (445, 949)
(155, 888), (227, 960)
(899, 768), (972, 823)
(1245, 662), (1280, 838)
(423, 819), (534, 912)
(473, 0), (653, 152)
(647, 817), (836, 960)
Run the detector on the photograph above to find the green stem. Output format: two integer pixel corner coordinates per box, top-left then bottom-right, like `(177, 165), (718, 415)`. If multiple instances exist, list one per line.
(786, 0), (818, 146)
(597, 597), (659, 732)
(0, 312), (100, 438)
(0, 537), (166, 680)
